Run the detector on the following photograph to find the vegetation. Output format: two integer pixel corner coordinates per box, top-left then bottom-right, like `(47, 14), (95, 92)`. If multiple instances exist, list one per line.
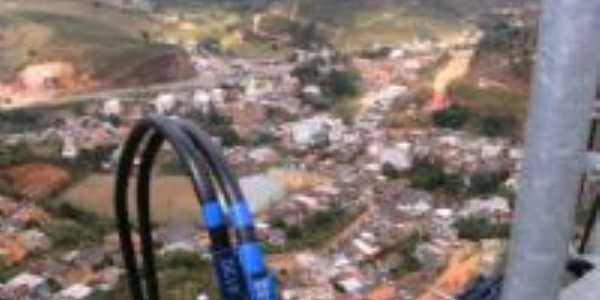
(292, 55), (362, 122)
(0, 142), (31, 168)
(268, 204), (357, 252)
(468, 170), (510, 196)
(92, 252), (218, 300)
(432, 105), (472, 129)
(289, 21), (330, 50)
(454, 217), (510, 241)
(187, 103), (242, 147)
(407, 159), (464, 195)
(156, 251), (219, 300)
(381, 162), (401, 179)
(42, 202), (113, 249)
(252, 130), (278, 146)
(478, 14), (537, 79)
(322, 69), (361, 98)
(447, 81), (527, 139)
(0, 6), (191, 87)
(475, 114), (518, 138)
(0, 265), (22, 283)
(390, 232), (425, 277)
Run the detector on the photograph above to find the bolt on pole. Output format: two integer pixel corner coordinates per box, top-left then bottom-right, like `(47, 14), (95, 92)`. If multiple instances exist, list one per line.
(501, 1), (600, 300)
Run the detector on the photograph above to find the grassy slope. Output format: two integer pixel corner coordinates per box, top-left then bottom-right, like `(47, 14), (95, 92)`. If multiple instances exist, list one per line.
(0, 0), (192, 84)
(295, 0), (467, 49)
(156, 0), (471, 52)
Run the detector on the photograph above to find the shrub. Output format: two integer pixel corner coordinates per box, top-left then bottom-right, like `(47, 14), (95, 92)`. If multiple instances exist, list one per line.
(390, 232), (425, 277)
(432, 105), (472, 129)
(157, 252), (219, 300)
(382, 162), (401, 180)
(468, 170), (509, 196)
(407, 159), (467, 196)
(322, 69), (361, 98)
(0, 143), (30, 167)
(333, 99), (359, 125)
(409, 159), (448, 191)
(476, 115), (517, 138)
(45, 221), (94, 248)
(289, 22), (329, 50)
(282, 205), (350, 250)
(443, 173), (466, 195)
(253, 131), (277, 146)
(454, 217), (511, 241)
(291, 60), (322, 85)
(215, 126), (242, 147)
(42, 202), (112, 247)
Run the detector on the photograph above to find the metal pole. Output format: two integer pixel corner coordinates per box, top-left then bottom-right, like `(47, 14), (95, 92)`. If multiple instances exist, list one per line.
(501, 0), (599, 299)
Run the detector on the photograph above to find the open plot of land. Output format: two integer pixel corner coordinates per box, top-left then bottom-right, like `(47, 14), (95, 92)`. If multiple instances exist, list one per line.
(62, 174), (201, 224)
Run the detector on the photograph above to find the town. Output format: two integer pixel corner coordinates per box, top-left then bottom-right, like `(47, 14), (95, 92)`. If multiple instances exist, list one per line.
(0, 1), (538, 299)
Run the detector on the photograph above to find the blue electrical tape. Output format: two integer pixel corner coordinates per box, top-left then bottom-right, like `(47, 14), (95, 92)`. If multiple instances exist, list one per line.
(202, 200), (226, 229)
(238, 242), (266, 274)
(231, 201), (254, 229)
(237, 242), (278, 300)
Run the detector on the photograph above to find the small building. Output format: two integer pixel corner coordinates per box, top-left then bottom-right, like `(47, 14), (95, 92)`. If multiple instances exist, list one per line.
(154, 93), (177, 114)
(334, 275), (366, 294)
(6, 273), (50, 299)
(57, 284), (93, 300)
(61, 136), (79, 160)
(103, 98), (122, 116)
(380, 142), (414, 172)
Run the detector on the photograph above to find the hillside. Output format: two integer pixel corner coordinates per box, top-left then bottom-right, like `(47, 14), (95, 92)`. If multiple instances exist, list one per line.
(152, 0), (535, 52)
(0, 0), (195, 105)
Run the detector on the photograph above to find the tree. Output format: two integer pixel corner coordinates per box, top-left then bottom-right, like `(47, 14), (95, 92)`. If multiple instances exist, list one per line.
(478, 15), (537, 79)
(291, 60), (323, 85)
(290, 22), (329, 50)
(432, 105), (471, 129)
(322, 69), (361, 98)
(140, 30), (151, 44)
(454, 217), (510, 241)
(409, 159), (448, 191)
(468, 170), (509, 196)
(382, 162), (401, 179)
(476, 115), (516, 138)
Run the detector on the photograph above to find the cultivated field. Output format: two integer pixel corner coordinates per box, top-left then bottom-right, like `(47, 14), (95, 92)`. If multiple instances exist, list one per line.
(62, 174), (202, 224)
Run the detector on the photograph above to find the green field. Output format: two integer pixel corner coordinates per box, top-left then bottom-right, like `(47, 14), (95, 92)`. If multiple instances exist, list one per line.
(154, 0), (472, 51)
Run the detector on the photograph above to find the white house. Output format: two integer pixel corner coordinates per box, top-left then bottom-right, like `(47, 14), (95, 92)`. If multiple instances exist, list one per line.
(381, 142), (414, 171)
(61, 136), (79, 160)
(103, 98), (122, 116)
(397, 198), (432, 217)
(57, 284), (93, 300)
(7, 273), (50, 299)
(192, 90), (212, 113)
(154, 93), (177, 114)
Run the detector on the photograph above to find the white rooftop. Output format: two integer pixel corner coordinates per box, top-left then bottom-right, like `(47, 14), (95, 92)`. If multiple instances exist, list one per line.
(7, 273), (46, 289)
(59, 284), (93, 299)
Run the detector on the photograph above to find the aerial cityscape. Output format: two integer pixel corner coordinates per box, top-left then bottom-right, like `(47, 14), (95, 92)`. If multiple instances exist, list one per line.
(1, 0), (580, 299)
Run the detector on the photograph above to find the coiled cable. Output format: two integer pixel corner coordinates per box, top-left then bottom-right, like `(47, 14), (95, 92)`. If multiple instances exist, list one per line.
(115, 116), (277, 300)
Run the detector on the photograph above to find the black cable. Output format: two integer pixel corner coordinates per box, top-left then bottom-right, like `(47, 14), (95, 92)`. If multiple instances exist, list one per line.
(172, 120), (278, 300)
(173, 119), (258, 244)
(137, 117), (244, 300)
(115, 117), (234, 300)
(116, 116), (278, 300)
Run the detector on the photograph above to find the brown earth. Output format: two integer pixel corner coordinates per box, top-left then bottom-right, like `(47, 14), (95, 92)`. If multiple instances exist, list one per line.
(0, 234), (27, 267)
(2, 163), (71, 201)
(94, 46), (196, 90)
(416, 243), (482, 300)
